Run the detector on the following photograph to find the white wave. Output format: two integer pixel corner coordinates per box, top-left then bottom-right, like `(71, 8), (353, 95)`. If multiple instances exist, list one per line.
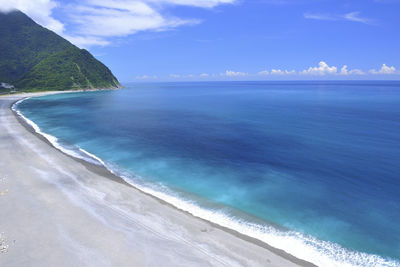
(12, 98), (101, 166)
(79, 148), (107, 166)
(113, 172), (399, 267)
(12, 98), (400, 267)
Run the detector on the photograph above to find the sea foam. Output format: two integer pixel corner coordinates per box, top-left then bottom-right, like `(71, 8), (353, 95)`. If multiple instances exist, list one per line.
(13, 98), (102, 166)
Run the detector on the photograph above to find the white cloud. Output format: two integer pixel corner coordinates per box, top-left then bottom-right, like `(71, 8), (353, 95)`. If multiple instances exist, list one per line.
(304, 13), (336, 21)
(135, 74), (158, 79)
(271, 69), (284, 75)
(1, 0), (234, 47)
(149, 0), (235, 8)
(343, 12), (371, 24)
(224, 70), (247, 77)
(304, 11), (372, 24)
(340, 65), (349, 75)
(134, 62), (398, 80)
(0, 0), (64, 34)
(136, 75), (150, 79)
(63, 35), (111, 46)
(270, 69), (296, 75)
(133, 62), (399, 80)
(286, 70), (296, 75)
(369, 64), (397, 74)
(258, 64), (365, 77)
(68, 1), (200, 38)
(340, 65), (365, 75)
(301, 61), (337, 75)
(258, 70), (269, 76)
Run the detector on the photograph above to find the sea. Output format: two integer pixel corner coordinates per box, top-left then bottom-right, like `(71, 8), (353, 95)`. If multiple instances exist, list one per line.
(15, 81), (400, 266)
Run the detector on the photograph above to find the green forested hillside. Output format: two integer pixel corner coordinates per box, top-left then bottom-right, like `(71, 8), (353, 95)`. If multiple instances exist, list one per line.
(16, 47), (120, 91)
(0, 10), (120, 91)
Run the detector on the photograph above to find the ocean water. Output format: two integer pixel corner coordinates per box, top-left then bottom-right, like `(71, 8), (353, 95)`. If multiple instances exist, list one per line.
(16, 81), (400, 266)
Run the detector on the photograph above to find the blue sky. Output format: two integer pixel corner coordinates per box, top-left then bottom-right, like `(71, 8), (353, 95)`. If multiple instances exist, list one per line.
(2, 0), (400, 82)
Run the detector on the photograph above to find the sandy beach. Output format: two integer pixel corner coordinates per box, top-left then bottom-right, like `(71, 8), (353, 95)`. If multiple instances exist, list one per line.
(0, 92), (313, 267)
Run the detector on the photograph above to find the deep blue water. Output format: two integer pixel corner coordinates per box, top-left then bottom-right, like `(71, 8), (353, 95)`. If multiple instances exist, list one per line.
(17, 81), (400, 266)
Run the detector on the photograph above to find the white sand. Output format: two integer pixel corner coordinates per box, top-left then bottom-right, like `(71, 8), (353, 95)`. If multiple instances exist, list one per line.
(0, 92), (312, 267)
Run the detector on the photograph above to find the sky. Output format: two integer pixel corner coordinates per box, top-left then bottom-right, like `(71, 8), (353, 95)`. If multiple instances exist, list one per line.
(1, 0), (400, 82)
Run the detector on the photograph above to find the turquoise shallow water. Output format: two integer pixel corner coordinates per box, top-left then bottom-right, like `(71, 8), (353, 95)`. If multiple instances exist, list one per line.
(17, 81), (400, 266)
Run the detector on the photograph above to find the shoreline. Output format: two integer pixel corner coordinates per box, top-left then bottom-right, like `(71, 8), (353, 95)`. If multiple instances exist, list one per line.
(0, 85), (122, 95)
(13, 91), (316, 266)
(0, 90), (315, 266)
(5, 90), (399, 267)
(11, 93), (315, 267)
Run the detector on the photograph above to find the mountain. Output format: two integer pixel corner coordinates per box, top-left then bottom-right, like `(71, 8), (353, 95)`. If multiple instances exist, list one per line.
(0, 10), (120, 92)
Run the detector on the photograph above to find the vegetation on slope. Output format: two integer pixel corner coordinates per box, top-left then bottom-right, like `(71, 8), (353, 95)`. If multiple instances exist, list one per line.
(16, 47), (120, 91)
(0, 10), (120, 92)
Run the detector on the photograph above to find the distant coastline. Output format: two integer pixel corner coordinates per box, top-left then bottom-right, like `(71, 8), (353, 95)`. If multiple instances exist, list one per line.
(1, 86), (121, 96)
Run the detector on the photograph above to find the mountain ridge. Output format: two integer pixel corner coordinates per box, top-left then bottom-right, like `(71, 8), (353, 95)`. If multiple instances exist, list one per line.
(0, 10), (120, 92)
